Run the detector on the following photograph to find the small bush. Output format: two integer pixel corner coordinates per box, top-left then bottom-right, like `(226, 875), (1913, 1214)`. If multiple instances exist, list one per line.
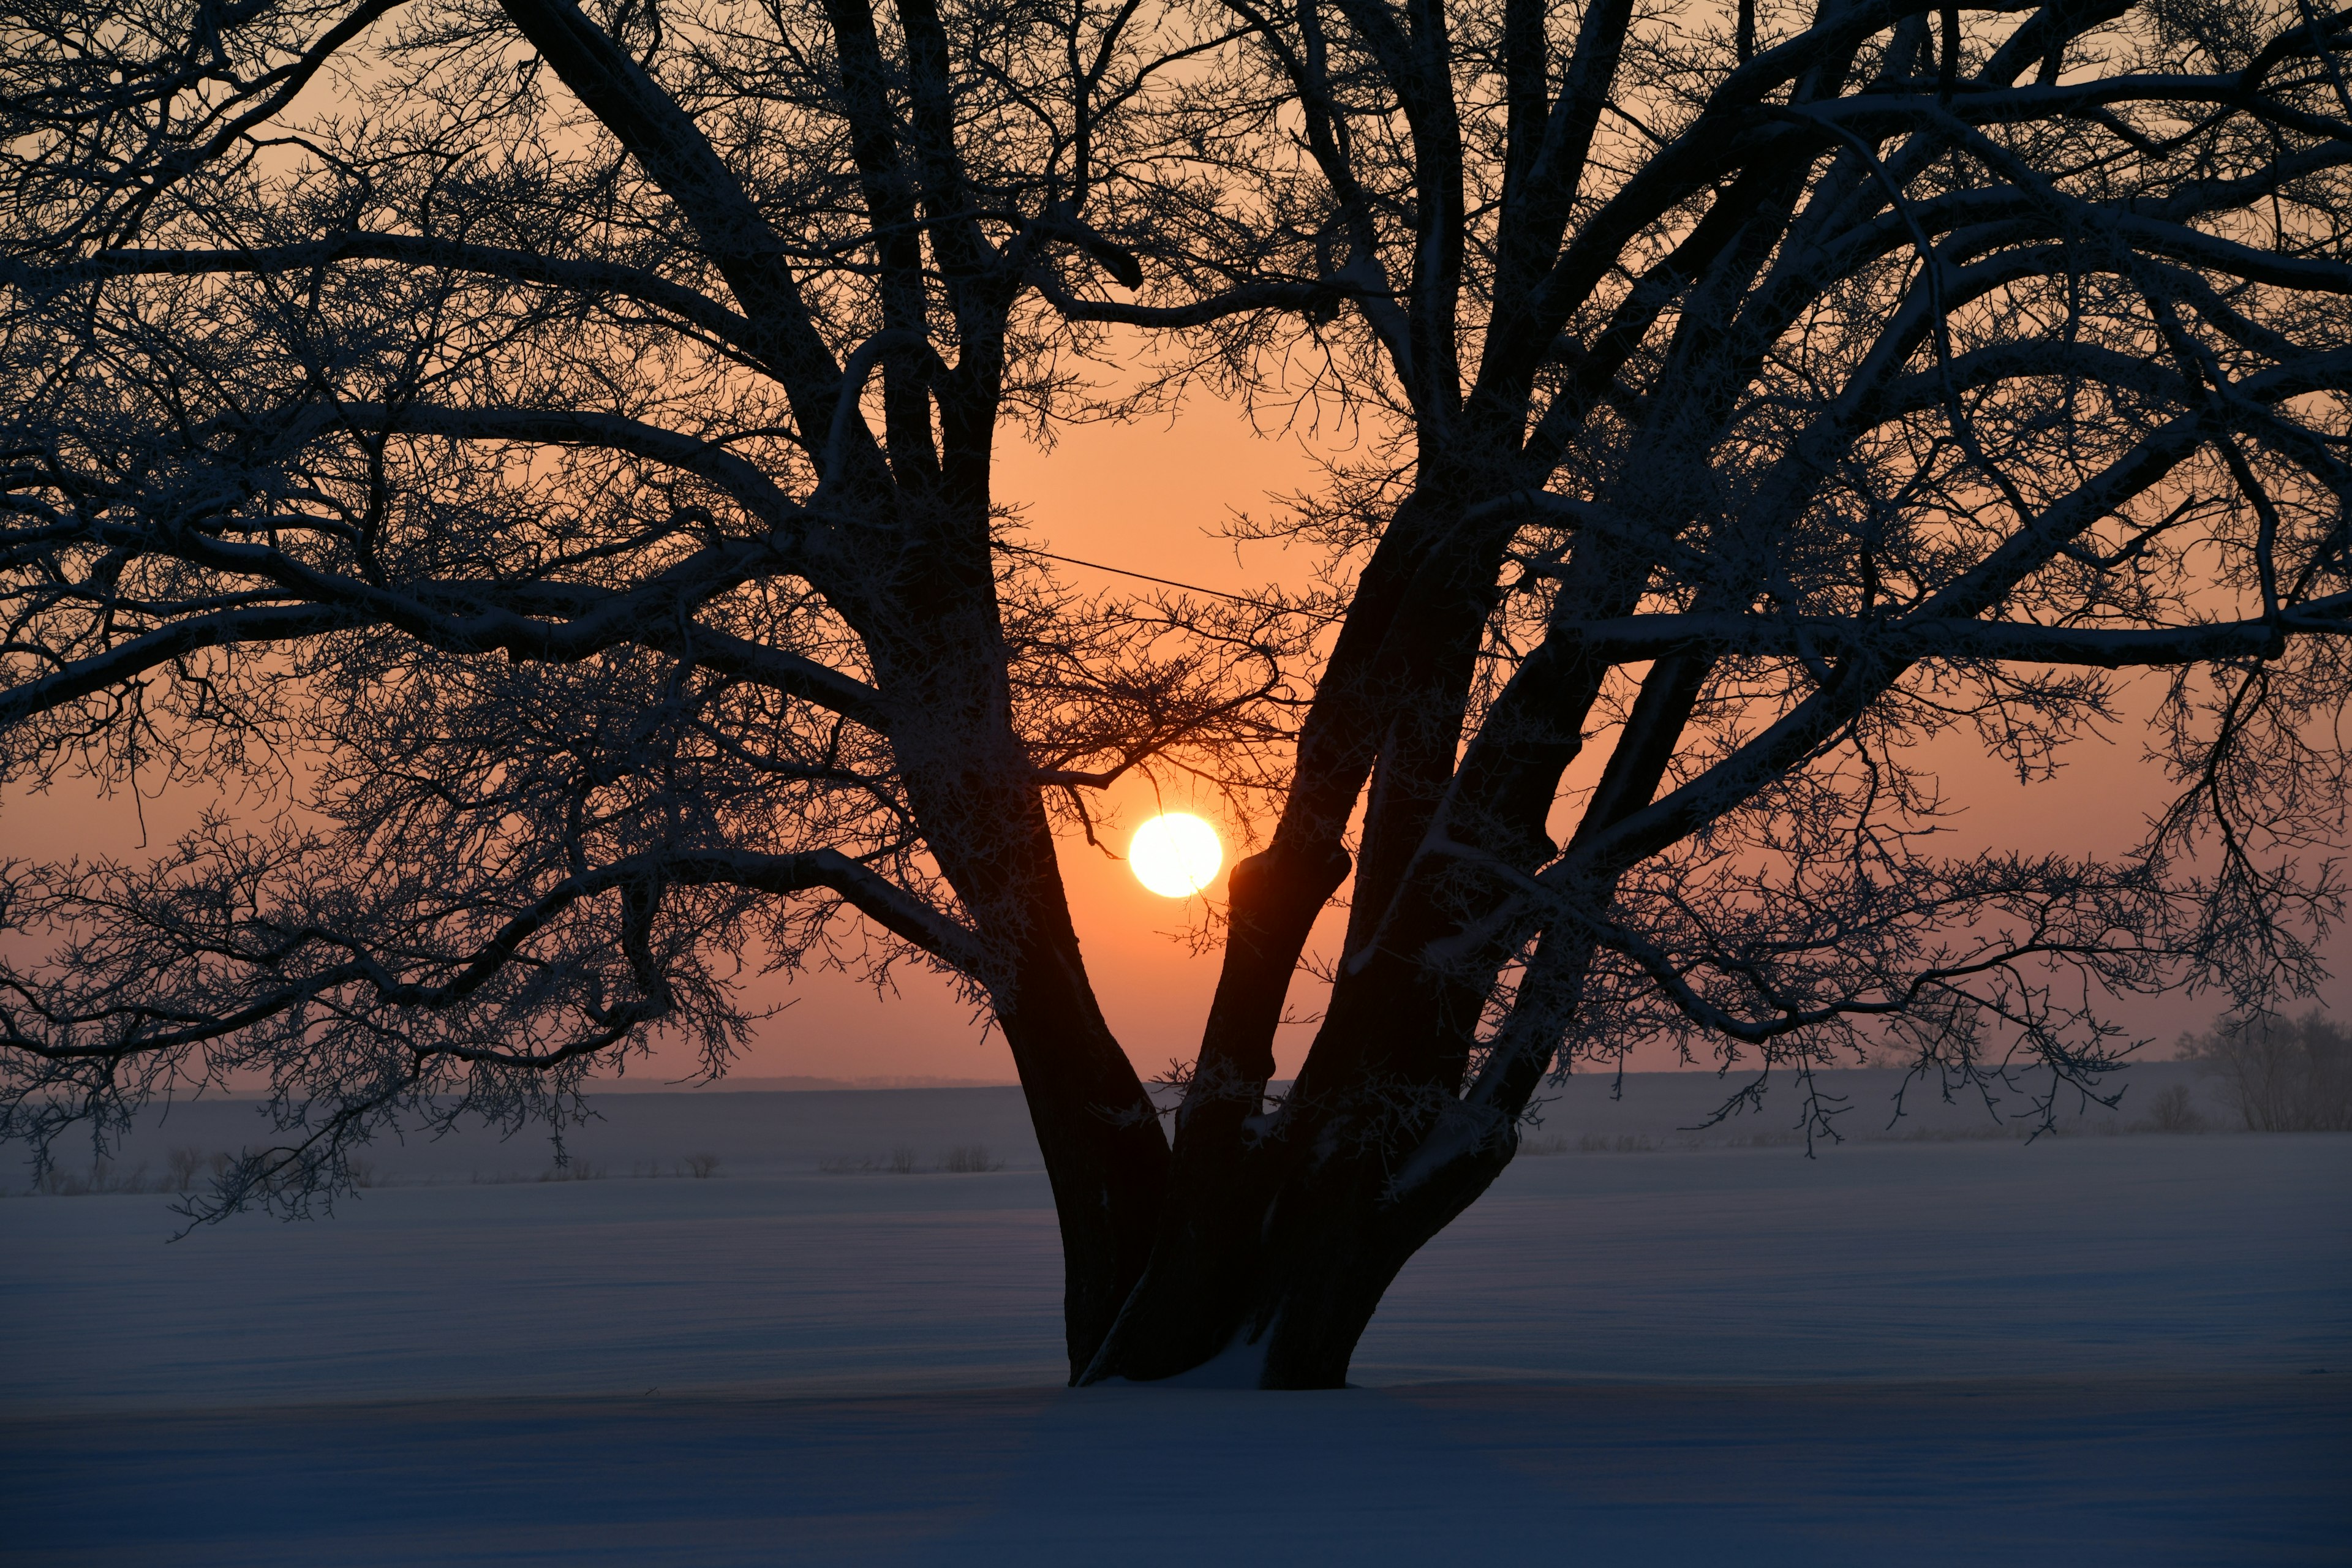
(165, 1146), (208, 1192)
(2145, 1082), (2206, 1134)
(1512, 1132), (1656, 1156)
(35, 1156), (168, 1196)
(684, 1152), (721, 1179)
(821, 1144), (1006, 1174)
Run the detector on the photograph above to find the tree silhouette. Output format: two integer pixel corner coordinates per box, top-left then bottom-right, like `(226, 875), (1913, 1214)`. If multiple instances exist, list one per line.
(2, 0), (2345, 1385)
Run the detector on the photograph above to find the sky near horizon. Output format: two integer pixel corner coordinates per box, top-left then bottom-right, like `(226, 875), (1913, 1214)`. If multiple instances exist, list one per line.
(4, 376), (2344, 1086)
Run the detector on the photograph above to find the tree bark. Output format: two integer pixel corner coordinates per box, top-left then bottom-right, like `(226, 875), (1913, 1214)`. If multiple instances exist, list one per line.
(1080, 1079), (1518, 1389)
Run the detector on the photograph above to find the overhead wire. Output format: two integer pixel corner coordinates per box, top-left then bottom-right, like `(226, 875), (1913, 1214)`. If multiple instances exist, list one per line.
(997, 543), (1343, 622)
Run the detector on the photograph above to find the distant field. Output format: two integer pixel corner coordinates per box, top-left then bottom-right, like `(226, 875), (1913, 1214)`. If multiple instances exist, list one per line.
(2, 1088), (2343, 1564)
(4, 1061), (2240, 1193)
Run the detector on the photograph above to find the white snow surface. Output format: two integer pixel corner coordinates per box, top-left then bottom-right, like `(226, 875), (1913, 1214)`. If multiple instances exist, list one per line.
(23, 1060), (2247, 1184)
(3, 1079), (2345, 1565)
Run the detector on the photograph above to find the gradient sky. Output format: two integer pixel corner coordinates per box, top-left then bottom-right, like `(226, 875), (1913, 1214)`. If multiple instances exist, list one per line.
(758, 392), (2350, 1082)
(5, 377), (2342, 1087)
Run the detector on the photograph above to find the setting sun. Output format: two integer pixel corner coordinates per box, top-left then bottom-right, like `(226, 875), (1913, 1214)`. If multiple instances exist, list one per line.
(1128, 813), (1223, 899)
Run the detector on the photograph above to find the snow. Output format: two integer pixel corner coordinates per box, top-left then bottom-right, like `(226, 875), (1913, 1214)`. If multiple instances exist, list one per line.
(2, 1080), (2345, 1564)
(21, 1061), (2238, 1188)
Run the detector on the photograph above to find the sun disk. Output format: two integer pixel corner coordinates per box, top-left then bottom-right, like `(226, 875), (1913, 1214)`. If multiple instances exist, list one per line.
(1129, 813), (1223, 898)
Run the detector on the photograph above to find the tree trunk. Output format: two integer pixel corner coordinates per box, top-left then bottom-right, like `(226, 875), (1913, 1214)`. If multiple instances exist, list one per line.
(1246, 1128), (1512, 1388)
(991, 955), (1170, 1378)
(1079, 1093), (1515, 1389)
(909, 771), (1170, 1378)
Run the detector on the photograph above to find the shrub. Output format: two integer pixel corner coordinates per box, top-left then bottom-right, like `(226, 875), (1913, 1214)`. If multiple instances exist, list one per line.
(939, 1145), (1003, 1173)
(2145, 1084), (2206, 1134)
(165, 1146), (208, 1191)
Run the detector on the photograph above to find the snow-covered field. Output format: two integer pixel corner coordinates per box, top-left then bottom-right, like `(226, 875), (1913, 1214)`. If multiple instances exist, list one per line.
(3, 1077), (2345, 1564)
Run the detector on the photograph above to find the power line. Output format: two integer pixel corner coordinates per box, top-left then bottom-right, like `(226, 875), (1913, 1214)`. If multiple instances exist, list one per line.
(1003, 543), (1260, 603)
(1000, 543), (1340, 622)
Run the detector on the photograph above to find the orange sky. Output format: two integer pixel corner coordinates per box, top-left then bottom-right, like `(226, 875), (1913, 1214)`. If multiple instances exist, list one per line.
(0, 376), (1345, 1085)
(4, 377), (2342, 1086)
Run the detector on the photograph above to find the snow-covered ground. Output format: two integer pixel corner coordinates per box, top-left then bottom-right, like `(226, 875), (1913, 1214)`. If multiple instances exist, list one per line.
(3, 1080), (2345, 1564)
(2, 1060), (2244, 1192)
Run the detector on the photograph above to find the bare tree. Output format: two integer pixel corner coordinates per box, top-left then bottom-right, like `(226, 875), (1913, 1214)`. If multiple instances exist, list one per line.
(0, 0), (1267, 1373)
(2, 0), (2347, 1390)
(2181, 1008), (2352, 1126)
(1049, 0), (2352, 1384)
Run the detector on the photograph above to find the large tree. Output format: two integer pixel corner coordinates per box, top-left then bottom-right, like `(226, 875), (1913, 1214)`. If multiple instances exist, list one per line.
(1057, 0), (2352, 1383)
(2, 0), (2346, 1388)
